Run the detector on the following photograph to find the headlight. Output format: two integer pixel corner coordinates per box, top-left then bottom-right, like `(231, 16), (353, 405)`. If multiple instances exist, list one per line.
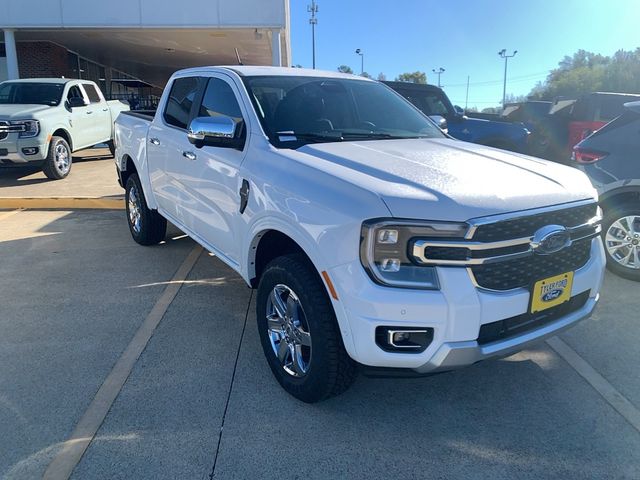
(10, 120), (40, 138)
(360, 219), (469, 289)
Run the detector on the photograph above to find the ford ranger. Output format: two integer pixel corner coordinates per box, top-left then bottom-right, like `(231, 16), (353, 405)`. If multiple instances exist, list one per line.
(114, 67), (605, 403)
(0, 78), (129, 179)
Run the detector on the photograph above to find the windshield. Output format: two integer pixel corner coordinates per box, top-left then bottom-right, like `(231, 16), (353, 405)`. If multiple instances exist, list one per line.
(0, 82), (65, 106)
(243, 76), (444, 148)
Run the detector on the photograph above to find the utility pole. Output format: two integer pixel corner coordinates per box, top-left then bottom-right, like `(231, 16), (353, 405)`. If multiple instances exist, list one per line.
(498, 49), (517, 107)
(355, 48), (364, 74)
(432, 67), (445, 88)
(465, 75), (470, 110)
(308, 0), (318, 69)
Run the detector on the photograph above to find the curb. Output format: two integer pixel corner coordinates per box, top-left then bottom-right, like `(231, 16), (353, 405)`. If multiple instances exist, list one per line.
(0, 197), (125, 210)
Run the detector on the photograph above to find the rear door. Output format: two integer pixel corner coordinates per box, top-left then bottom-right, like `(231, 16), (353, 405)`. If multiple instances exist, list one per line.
(81, 83), (111, 144)
(147, 75), (201, 221)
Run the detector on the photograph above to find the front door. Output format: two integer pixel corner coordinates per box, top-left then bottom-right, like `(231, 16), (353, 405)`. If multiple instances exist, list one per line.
(177, 74), (248, 267)
(65, 85), (93, 150)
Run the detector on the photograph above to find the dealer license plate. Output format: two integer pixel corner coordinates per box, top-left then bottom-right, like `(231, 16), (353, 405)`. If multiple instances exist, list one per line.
(530, 271), (574, 314)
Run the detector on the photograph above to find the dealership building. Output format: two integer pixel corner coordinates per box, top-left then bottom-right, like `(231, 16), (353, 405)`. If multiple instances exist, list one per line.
(0, 0), (291, 104)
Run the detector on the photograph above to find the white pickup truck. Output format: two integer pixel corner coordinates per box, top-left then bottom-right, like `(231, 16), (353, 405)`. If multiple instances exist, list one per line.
(0, 78), (129, 179)
(115, 66), (605, 402)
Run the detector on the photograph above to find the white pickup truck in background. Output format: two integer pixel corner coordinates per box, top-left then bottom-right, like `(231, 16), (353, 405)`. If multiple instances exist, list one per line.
(0, 78), (129, 179)
(115, 66), (605, 403)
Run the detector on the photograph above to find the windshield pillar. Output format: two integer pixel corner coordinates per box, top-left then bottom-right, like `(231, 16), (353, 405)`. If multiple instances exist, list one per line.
(3, 29), (20, 80)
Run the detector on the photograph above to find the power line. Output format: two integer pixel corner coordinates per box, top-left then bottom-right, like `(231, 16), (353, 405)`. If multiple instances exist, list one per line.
(444, 71), (548, 87)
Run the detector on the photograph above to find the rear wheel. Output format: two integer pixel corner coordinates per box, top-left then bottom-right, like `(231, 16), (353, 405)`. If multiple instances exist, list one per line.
(256, 254), (357, 403)
(602, 202), (640, 281)
(125, 173), (166, 245)
(42, 136), (72, 180)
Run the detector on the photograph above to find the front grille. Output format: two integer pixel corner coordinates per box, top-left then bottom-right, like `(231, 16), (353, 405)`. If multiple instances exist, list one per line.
(471, 239), (591, 291)
(0, 122), (7, 141)
(477, 290), (590, 345)
(472, 203), (597, 242)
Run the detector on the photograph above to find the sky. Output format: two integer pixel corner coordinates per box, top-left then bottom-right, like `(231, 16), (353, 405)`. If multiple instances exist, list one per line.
(289, 0), (639, 110)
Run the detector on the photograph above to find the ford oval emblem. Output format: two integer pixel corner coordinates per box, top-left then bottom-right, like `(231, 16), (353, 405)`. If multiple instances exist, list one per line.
(530, 225), (571, 255)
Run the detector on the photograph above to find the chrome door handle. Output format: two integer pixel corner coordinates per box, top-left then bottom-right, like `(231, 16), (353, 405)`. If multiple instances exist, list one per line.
(182, 151), (197, 161)
(86, 111), (93, 114)
(102, 108), (109, 112)
(149, 138), (160, 146)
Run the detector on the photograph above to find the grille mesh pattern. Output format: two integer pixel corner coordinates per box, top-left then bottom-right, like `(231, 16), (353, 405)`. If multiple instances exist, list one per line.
(472, 204), (597, 242)
(471, 239), (591, 291)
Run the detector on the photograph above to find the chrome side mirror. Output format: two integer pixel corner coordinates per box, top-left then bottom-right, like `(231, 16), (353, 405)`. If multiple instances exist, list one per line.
(187, 116), (243, 149)
(429, 115), (448, 133)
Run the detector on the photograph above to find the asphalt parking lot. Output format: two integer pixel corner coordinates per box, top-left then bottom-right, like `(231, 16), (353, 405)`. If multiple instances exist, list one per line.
(1, 163), (640, 479)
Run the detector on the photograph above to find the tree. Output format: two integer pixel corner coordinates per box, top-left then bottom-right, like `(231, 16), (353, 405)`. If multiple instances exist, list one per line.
(337, 65), (354, 74)
(360, 72), (372, 79)
(529, 48), (640, 100)
(504, 93), (528, 104)
(377, 72), (387, 81)
(395, 71), (427, 84)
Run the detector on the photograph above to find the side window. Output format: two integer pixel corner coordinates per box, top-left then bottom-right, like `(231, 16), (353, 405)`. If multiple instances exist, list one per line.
(163, 77), (200, 129)
(67, 86), (84, 102)
(82, 84), (101, 103)
(198, 78), (243, 121)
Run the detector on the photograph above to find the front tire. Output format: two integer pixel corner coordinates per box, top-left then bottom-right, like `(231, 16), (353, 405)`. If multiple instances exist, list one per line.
(602, 202), (640, 281)
(257, 254), (357, 403)
(42, 136), (72, 180)
(125, 173), (166, 245)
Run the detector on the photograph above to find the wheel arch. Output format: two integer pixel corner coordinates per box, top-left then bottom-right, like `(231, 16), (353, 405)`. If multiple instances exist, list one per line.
(599, 186), (640, 212)
(50, 128), (73, 153)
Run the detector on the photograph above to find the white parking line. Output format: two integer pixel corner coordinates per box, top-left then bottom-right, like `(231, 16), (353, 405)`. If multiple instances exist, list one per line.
(42, 245), (203, 480)
(547, 336), (640, 434)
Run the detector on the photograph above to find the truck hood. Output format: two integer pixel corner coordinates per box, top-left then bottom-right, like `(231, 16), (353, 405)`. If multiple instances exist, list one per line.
(0, 104), (53, 120)
(293, 138), (597, 222)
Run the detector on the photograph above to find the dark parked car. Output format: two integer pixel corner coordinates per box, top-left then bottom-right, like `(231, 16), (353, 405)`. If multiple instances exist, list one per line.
(572, 101), (640, 280)
(384, 81), (530, 153)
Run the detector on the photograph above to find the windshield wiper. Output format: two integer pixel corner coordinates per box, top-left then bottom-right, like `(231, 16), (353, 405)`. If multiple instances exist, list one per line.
(339, 132), (428, 140)
(276, 131), (343, 143)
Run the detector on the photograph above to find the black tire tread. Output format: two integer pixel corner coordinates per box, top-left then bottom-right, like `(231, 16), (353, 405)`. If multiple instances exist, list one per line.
(42, 136), (71, 180)
(602, 201), (640, 281)
(125, 173), (166, 246)
(258, 254), (357, 402)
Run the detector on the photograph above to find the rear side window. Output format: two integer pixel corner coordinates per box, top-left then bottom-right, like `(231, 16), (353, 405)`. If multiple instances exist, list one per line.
(591, 110), (640, 138)
(82, 84), (101, 103)
(164, 77), (200, 129)
(198, 78), (243, 121)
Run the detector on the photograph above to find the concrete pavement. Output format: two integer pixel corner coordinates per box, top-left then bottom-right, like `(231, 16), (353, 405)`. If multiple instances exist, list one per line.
(1, 209), (639, 479)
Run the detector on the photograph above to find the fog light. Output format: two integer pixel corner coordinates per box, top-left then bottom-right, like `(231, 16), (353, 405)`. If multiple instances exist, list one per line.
(22, 147), (39, 155)
(380, 258), (401, 272)
(375, 327), (433, 353)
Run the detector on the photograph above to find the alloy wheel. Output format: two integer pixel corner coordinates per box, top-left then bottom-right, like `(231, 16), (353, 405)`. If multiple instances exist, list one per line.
(55, 143), (70, 174)
(128, 184), (142, 234)
(266, 284), (312, 377)
(605, 215), (640, 270)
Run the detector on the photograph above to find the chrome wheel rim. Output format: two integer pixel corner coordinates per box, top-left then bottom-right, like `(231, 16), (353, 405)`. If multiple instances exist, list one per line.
(128, 184), (142, 234)
(605, 215), (640, 270)
(55, 143), (70, 174)
(266, 284), (312, 377)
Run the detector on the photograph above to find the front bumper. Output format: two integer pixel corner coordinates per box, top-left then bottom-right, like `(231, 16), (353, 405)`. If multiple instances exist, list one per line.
(328, 237), (605, 372)
(0, 134), (49, 163)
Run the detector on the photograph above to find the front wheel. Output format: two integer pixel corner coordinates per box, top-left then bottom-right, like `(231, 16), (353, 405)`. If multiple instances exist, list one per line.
(602, 202), (640, 281)
(257, 254), (357, 403)
(42, 136), (72, 180)
(125, 173), (167, 245)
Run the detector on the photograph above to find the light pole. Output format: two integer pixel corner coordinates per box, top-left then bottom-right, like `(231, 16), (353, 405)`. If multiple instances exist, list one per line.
(432, 67), (445, 88)
(498, 49), (517, 107)
(355, 49), (364, 75)
(308, 1), (318, 69)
